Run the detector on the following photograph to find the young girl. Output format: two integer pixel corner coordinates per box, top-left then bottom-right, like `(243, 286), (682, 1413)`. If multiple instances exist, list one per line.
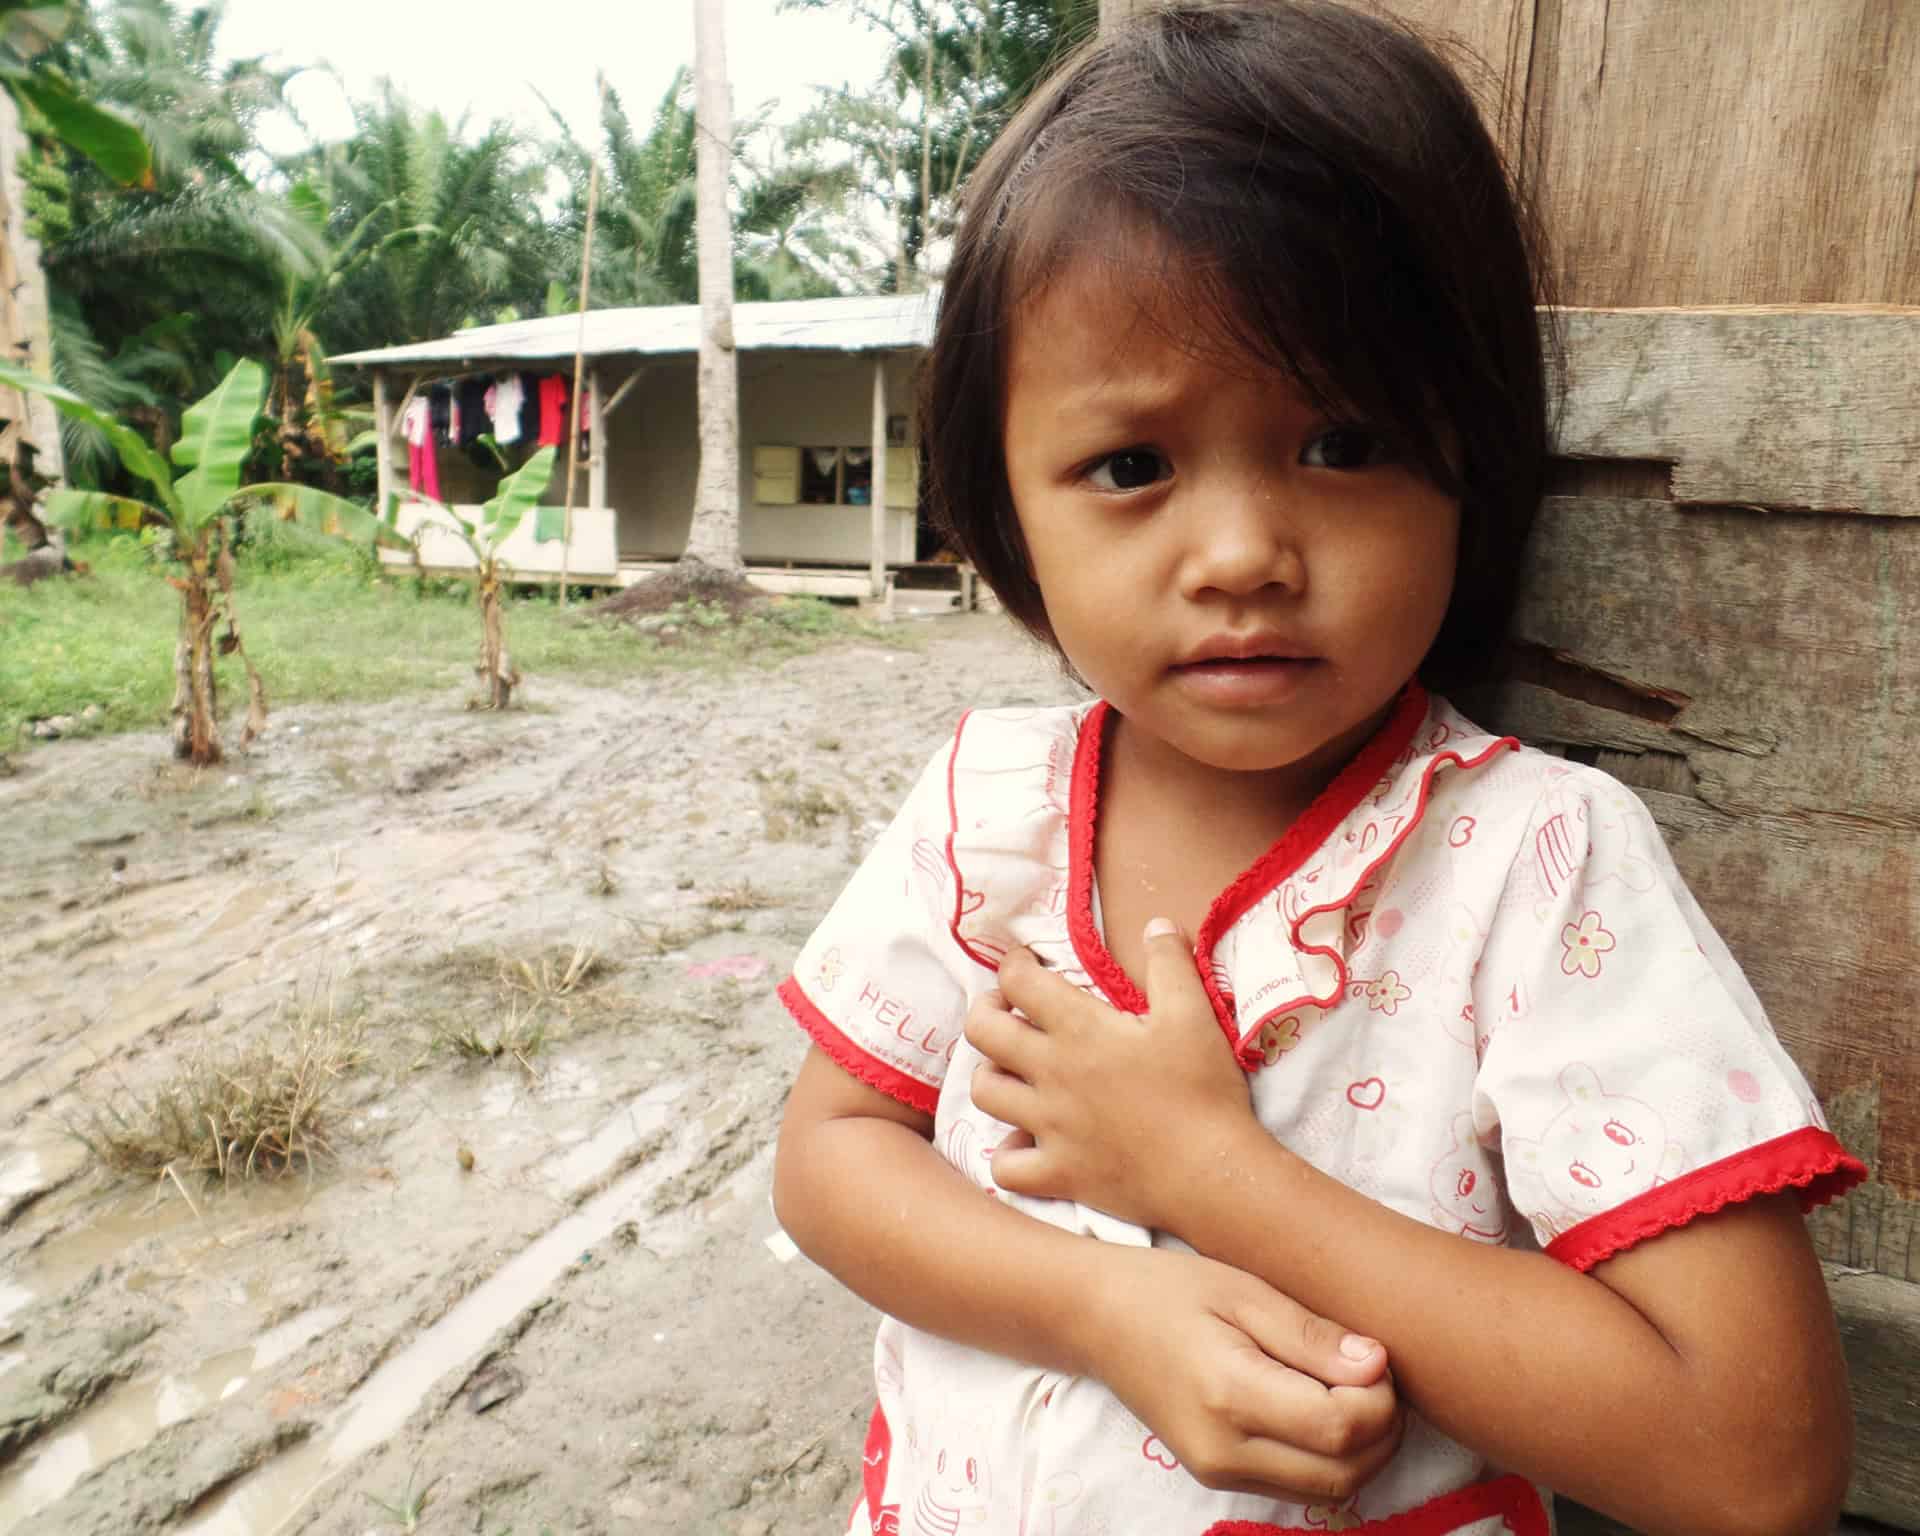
(772, 5), (1864, 1533)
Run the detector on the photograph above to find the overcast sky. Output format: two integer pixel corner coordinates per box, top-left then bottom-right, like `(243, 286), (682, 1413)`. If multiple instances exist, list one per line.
(215, 0), (893, 155)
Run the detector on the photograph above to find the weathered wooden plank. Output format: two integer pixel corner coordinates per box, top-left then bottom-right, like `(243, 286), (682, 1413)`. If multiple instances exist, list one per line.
(1363, 1), (1536, 153)
(1520, 1), (1920, 306)
(1546, 1269), (1920, 1532)
(1462, 496), (1920, 1252)
(1550, 309), (1920, 515)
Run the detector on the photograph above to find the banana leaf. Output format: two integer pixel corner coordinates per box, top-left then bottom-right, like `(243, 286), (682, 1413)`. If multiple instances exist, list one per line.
(7, 70), (151, 186)
(173, 360), (266, 532)
(476, 446), (558, 550)
(45, 488), (149, 532)
(0, 356), (180, 516)
(241, 483), (415, 550)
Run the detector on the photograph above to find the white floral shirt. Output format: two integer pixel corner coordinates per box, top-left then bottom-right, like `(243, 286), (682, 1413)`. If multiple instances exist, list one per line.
(779, 687), (1862, 1536)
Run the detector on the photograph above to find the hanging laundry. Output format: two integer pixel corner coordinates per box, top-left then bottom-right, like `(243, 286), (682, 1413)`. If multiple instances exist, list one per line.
(455, 376), (491, 447)
(537, 374), (570, 447)
(430, 383), (453, 445)
(402, 394), (441, 502)
(516, 372), (540, 444)
(487, 374), (526, 445)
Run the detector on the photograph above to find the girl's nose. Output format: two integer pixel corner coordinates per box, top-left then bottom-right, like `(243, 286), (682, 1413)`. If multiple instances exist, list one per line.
(1179, 488), (1305, 599)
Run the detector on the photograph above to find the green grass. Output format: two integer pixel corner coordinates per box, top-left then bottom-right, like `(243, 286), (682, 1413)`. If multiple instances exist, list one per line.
(1, 521), (889, 745)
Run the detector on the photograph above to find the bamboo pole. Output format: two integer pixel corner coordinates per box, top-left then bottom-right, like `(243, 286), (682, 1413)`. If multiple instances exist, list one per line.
(560, 70), (609, 606)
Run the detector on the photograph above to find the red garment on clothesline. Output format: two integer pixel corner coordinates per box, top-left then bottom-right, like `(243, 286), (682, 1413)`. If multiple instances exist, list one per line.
(537, 375), (570, 446)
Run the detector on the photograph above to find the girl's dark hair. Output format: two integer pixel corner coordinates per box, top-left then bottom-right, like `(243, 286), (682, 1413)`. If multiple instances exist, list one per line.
(921, 0), (1555, 691)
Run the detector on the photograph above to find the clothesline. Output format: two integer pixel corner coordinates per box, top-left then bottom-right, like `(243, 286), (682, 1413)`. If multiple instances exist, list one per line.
(397, 370), (589, 500)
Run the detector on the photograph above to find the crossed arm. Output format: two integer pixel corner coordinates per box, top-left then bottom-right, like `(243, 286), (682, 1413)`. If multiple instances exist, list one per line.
(963, 928), (1854, 1536)
(774, 1042), (1405, 1503)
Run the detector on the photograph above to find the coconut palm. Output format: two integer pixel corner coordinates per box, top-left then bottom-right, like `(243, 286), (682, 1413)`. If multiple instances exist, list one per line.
(686, 0), (741, 576)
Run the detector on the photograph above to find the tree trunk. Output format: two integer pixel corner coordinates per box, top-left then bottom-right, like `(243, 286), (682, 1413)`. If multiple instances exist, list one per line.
(1098, 0), (1151, 26)
(173, 545), (222, 764)
(476, 564), (517, 710)
(682, 0), (743, 575)
(0, 89), (66, 553)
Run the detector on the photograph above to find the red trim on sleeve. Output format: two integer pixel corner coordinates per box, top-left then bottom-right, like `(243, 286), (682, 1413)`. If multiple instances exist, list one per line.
(778, 975), (940, 1117)
(1545, 1125), (1868, 1273)
(1201, 1472), (1547, 1535)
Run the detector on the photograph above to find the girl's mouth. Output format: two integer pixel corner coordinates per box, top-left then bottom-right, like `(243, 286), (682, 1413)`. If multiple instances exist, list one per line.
(1170, 655), (1320, 706)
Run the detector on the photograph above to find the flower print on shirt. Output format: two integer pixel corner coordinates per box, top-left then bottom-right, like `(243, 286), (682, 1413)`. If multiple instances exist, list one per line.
(1560, 910), (1615, 978)
(1350, 970), (1412, 1015)
(1251, 1013), (1304, 1066)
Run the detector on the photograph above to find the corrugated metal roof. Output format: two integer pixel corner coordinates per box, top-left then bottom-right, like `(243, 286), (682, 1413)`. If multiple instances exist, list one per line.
(331, 291), (940, 368)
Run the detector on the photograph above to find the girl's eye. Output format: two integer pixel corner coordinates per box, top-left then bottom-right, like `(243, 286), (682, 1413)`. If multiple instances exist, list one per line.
(1455, 1169), (1476, 1199)
(1086, 448), (1168, 491)
(966, 1457), (979, 1486)
(1568, 1160), (1602, 1189)
(1603, 1118), (1636, 1147)
(1301, 425), (1389, 470)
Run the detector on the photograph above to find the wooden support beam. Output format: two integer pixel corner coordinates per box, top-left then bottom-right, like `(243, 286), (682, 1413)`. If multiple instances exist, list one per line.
(870, 353), (888, 600)
(372, 369), (394, 518)
(588, 364), (606, 521)
(604, 368), (643, 418)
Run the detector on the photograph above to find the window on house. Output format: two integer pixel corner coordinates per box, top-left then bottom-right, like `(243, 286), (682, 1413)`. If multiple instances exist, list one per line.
(843, 448), (873, 506)
(800, 446), (841, 504)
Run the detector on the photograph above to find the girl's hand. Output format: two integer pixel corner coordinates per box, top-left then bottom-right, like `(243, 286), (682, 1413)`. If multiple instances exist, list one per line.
(967, 920), (1262, 1231)
(1086, 1244), (1402, 1502)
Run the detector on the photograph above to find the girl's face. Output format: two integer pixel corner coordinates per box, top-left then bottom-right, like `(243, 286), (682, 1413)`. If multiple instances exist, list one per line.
(1001, 257), (1460, 802)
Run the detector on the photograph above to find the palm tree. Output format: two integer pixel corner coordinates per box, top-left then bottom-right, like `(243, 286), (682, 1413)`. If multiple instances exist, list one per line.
(782, 0), (1097, 284)
(685, 0), (742, 576)
(301, 91), (552, 349)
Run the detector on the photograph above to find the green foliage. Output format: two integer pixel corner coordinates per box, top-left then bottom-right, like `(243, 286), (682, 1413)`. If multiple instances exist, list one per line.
(782, 0), (1097, 282)
(0, 536), (877, 743)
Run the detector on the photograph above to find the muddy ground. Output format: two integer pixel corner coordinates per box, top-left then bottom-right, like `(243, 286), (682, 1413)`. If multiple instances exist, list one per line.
(0, 613), (1078, 1536)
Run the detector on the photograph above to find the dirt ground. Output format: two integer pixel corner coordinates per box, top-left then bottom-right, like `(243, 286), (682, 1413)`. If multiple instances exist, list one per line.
(0, 613), (1079, 1536)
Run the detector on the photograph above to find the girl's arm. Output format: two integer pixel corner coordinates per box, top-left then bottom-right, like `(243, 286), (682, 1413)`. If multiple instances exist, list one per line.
(971, 934), (1853, 1536)
(773, 1044), (1405, 1501)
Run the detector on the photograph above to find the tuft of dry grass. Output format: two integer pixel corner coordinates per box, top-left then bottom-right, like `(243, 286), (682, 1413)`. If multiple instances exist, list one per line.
(702, 881), (778, 913)
(423, 942), (622, 1070)
(74, 994), (368, 1182)
(498, 942), (612, 1007)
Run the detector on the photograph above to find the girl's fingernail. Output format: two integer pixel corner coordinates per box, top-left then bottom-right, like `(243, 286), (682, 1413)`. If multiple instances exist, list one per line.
(1339, 1334), (1381, 1361)
(1143, 917), (1179, 940)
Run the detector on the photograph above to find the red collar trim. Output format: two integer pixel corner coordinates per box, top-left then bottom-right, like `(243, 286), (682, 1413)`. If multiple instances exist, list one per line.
(1065, 685), (1432, 1029)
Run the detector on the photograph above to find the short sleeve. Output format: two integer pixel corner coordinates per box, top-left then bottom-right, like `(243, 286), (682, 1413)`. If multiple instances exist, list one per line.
(1470, 769), (1865, 1271)
(777, 724), (978, 1117)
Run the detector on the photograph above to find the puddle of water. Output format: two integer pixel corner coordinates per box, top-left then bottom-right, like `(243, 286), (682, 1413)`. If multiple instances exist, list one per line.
(0, 1307), (345, 1531)
(1, 1181), (312, 1332)
(540, 1082), (683, 1198)
(179, 1108), (730, 1536)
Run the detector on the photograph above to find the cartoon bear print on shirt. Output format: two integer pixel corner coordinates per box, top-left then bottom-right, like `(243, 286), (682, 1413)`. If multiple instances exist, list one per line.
(1507, 1063), (1685, 1236)
(908, 1421), (995, 1535)
(1429, 1112), (1510, 1243)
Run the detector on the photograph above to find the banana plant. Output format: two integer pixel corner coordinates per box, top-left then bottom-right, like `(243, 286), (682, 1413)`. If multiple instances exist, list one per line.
(0, 356), (407, 764)
(399, 444), (558, 710)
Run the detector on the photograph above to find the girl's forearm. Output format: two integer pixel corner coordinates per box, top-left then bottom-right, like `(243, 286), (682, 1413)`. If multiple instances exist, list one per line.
(1160, 1134), (1847, 1536)
(773, 1102), (1114, 1376)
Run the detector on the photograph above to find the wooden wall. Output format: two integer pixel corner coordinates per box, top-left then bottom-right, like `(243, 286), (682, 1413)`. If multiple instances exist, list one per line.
(1094, 0), (1920, 1527)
